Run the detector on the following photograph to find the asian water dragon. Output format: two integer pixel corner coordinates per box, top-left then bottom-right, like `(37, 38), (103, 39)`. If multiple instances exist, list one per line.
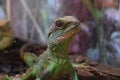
(3, 16), (81, 80)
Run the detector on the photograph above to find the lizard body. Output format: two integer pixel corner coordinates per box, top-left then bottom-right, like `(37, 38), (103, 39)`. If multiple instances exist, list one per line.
(3, 16), (80, 80)
(0, 21), (13, 50)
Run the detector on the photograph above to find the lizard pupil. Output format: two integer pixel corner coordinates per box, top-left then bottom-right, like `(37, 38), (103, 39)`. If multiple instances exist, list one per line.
(55, 21), (63, 28)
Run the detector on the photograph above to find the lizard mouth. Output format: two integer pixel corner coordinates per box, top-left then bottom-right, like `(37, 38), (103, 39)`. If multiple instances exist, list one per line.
(52, 23), (80, 44)
(63, 23), (80, 37)
(56, 24), (80, 41)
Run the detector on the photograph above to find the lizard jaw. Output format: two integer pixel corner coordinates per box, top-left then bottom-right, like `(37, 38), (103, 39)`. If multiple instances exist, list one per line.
(62, 25), (80, 39)
(53, 25), (80, 43)
(62, 21), (80, 39)
(64, 23), (80, 34)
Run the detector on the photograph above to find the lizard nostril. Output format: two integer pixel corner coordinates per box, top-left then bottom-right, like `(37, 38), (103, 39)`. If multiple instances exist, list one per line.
(76, 22), (80, 26)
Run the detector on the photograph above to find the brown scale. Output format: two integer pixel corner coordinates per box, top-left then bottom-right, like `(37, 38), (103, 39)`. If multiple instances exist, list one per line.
(53, 27), (80, 44)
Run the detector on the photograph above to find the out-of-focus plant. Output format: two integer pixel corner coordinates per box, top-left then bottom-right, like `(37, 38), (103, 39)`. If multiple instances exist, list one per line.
(11, 0), (64, 45)
(39, 0), (64, 39)
(0, 20), (13, 50)
(102, 0), (118, 9)
(84, 0), (120, 66)
(0, 6), (6, 19)
(81, 0), (105, 63)
(64, 0), (92, 21)
(105, 31), (120, 66)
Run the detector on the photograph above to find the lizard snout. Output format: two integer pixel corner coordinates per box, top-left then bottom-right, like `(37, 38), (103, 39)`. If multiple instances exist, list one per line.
(75, 22), (80, 27)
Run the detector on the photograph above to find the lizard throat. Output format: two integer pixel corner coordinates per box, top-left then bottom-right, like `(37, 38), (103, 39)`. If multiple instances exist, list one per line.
(50, 26), (80, 57)
(53, 26), (80, 43)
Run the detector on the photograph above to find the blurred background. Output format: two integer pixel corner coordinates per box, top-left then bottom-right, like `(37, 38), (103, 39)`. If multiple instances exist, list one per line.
(0, 0), (120, 67)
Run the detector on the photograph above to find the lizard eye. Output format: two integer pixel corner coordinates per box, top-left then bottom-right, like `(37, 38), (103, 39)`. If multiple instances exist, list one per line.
(55, 20), (63, 28)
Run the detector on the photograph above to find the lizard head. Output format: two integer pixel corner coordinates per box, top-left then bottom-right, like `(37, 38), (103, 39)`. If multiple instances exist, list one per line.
(48, 16), (80, 51)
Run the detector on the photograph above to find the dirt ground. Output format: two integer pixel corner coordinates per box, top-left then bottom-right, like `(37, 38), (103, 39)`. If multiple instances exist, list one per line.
(0, 39), (120, 80)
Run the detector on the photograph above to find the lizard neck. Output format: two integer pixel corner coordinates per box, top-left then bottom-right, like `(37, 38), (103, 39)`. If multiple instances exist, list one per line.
(48, 36), (73, 57)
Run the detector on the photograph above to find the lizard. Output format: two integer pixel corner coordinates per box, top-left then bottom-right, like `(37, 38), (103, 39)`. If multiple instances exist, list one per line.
(0, 20), (14, 50)
(3, 16), (80, 80)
